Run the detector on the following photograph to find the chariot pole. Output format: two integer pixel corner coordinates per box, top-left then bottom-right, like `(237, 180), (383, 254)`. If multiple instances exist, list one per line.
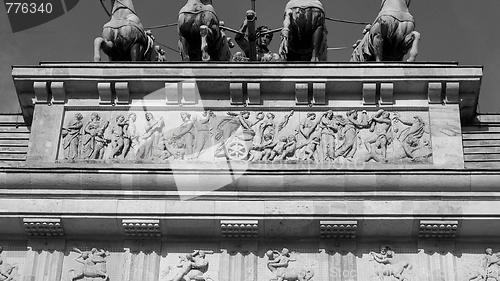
(248, 0), (257, 61)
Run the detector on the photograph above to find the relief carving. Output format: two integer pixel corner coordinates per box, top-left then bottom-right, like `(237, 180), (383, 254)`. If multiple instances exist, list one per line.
(467, 248), (500, 281)
(0, 246), (19, 281)
(59, 109), (432, 165)
(82, 113), (109, 160)
(68, 247), (110, 281)
(62, 113), (84, 160)
(164, 250), (213, 281)
(369, 245), (412, 281)
(266, 248), (314, 281)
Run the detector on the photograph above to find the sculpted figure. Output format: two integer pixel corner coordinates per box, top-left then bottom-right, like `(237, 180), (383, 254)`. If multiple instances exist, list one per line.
(468, 248), (500, 281)
(335, 110), (369, 160)
(166, 250), (211, 281)
(0, 246), (19, 281)
(350, 0), (420, 62)
(155, 46), (167, 62)
(172, 112), (195, 157)
(350, 24), (373, 62)
(369, 245), (412, 281)
(94, 0), (151, 61)
(136, 112), (165, 160)
(259, 113), (277, 143)
(110, 115), (127, 159)
(317, 110), (339, 162)
(279, 0), (327, 61)
(214, 111), (263, 157)
(62, 113), (84, 160)
(248, 134), (276, 162)
(192, 111), (216, 159)
(266, 248), (314, 281)
(393, 115), (429, 160)
(121, 113), (138, 159)
(68, 247), (109, 281)
(295, 136), (320, 161)
(296, 113), (321, 145)
(235, 11), (280, 62)
(178, 0), (232, 61)
(82, 113), (109, 160)
(364, 109), (393, 162)
(274, 135), (297, 161)
(268, 136), (289, 161)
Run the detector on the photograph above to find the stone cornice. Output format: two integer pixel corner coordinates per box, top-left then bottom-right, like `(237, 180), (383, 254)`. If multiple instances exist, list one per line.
(12, 62), (483, 124)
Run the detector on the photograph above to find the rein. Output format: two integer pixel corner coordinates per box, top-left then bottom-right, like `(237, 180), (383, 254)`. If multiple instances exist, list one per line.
(99, 0), (111, 17)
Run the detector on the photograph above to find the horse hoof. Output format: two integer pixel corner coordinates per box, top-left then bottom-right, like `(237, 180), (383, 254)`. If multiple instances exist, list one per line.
(202, 54), (211, 62)
(94, 57), (101, 62)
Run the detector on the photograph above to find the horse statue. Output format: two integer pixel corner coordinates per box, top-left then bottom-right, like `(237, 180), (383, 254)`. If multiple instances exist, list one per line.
(350, 0), (420, 62)
(178, 0), (232, 61)
(279, 0), (328, 61)
(94, 0), (152, 61)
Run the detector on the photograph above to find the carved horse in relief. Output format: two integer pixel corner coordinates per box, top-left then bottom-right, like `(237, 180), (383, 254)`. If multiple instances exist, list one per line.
(67, 248), (109, 281)
(351, 0), (420, 62)
(178, 0), (232, 61)
(279, 0), (328, 61)
(94, 0), (152, 61)
(0, 263), (18, 281)
(266, 250), (315, 281)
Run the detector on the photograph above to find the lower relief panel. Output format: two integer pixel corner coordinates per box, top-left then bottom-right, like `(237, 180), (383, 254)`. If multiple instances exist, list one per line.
(1, 240), (497, 281)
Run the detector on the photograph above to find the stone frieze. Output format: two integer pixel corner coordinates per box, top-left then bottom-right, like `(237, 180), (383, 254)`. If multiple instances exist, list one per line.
(58, 108), (432, 166)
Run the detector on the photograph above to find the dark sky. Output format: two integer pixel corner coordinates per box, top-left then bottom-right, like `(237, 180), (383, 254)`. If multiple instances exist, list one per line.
(1, 0), (499, 113)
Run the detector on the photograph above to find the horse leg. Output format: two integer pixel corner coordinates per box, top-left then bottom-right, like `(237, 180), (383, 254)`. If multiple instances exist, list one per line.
(372, 33), (384, 62)
(311, 26), (326, 62)
(95, 37), (115, 62)
(94, 37), (105, 62)
(178, 36), (190, 61)
(279, 9), (292, 61)
(406, 31), (420, 62)
(200, 25), (211, 62)
(130, 43), (144, 61)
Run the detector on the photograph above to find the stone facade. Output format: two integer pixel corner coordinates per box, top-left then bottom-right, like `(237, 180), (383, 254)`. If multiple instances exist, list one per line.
(1, 62), (498, 281)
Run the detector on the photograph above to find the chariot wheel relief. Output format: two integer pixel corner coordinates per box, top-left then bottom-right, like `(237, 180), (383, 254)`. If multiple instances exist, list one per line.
(225, 140), (249, 160)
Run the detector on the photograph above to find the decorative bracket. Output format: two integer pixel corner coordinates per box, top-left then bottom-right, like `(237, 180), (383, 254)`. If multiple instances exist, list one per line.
(419, 220), (459, 238)
(180, 81), (197, 105)
(165, 82), (179, 105)
(122, 219), (161, 237)
(115, 82), (130, 105)
(247, 83), (261, 105)
(97, 82), (113, 105)
(379, 82), (393, 105)
(312, 82), (326, 105)
(295, 83), (309, 105)
(445, 82), (460, 104)
(33, 82), (49, 104)
(363, 83), (377, 105)
(320, 220), (357, 239)
(220, 220), (258, 238)
(428, 82), (443, 104)
(50, 82), (66, 104)
(230, 83), (244, 105)
(23, 218), (65, 236)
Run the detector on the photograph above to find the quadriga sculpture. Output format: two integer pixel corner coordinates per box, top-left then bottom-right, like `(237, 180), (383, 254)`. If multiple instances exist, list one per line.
(178, 0), (232, 61)
(351, 0), (420, 62)
(94, 0), (152, 61)
(279, 0), (328, 61)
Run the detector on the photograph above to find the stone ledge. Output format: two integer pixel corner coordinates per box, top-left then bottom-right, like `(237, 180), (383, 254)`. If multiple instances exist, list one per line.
(0, 169), (499, 191)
